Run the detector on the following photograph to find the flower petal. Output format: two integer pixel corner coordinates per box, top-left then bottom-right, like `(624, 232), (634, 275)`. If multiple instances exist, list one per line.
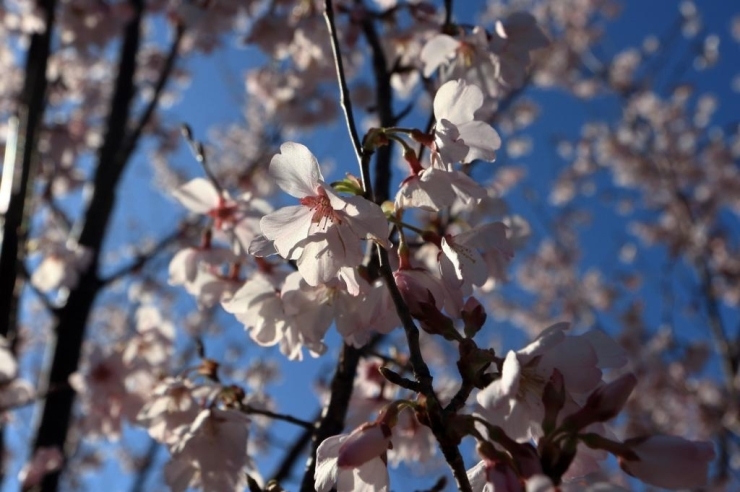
(172, 178), (220, 214)
(434, 79), (484, 126)
(260, 205), (312, 260)
(270, 142), (323, 198)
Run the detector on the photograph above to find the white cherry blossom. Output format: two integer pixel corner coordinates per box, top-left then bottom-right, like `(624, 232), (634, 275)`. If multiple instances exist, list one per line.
(164, 408), (253, 492)
(256, 142), (389, 286)
(314, 423), (391, 492)
(433, 79), (502, 166)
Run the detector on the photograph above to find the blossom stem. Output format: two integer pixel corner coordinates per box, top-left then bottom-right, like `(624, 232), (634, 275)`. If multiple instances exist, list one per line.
(388, 217), (426, 236)
(241, 405), (314, 429)
(323, 0), (364, 179)
(377, 245), (473, 492)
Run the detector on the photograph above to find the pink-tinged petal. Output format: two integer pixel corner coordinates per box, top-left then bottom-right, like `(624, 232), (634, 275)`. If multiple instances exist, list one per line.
(540, 336), (601, 393)
(620, 436), (715, 490)
(296, 232), (341, 286)
(260, 205), (313, 260)
(518, 322), (569, 360)
(434, 119), (469, 166)
(434, 79), (484, 125)
(172, 178), (220, 214)
(478, 351), (520, 410)
(315, 435), (345, 492)
(395, 173), (455, 211)
(248, 234), (277, 257)
(342, 194), (390, 247)
(0, 338), (18, 383)
(337, 424), (390, 468)
(580, 330), (627, 369)
(353, 458), (389, 492)
(456, 120), (502, 163)
(466, 461), (488, 492)
(270, 142), (323, 198)
(446, 169), (488, 202)
(441, 236), (488, 287)
(580, 373), (637, 423)
(460, 223), (512, 257)
(420, 34), (459, 77)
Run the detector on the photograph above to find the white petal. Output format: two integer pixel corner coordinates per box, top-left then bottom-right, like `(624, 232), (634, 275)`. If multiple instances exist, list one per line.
(260, 205), (313, 259)
(477, 351), (520, 409)
(172, 178), (219, 214)
(270, 142), (323, 198)
(315, 436), (345, 492)
(353, 458), (389, 492)
(442, 236), (487, 286)
(581, 330), (627, 369)
(466, 461), (488, 492)
(518, 322), (569, 360)
(434, 79), (484, 126)
(456, 121), (502, 163)
(420, 34), (459, 77)
(342, 194), (390, 247)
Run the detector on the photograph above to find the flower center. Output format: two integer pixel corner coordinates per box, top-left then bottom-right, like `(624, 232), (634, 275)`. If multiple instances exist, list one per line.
(300, 190), (340, 227)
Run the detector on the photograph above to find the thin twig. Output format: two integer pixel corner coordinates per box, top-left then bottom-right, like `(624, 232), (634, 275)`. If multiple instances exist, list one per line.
(324, 0), (363, 165)
(243, 405), (314, 430)
(100, 217), (201, 285)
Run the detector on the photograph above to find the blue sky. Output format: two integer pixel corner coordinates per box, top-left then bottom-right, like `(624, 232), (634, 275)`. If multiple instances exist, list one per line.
(9, 0), (739, 490)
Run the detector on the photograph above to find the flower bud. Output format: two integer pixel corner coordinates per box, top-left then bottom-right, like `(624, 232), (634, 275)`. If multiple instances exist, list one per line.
(461, 296), (487, 338)
(562, 373), (637, 431)
(336, 422), (391, 468)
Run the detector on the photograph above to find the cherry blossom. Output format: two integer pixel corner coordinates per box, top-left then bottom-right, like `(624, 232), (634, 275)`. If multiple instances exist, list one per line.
(172, 177), (270, 254)
(314, 422), (391, 492)
(476, 323), (626, 441)
(432, 79), (502, 166)
(256, 142), (389, 286)
(164, 408), (253, 492)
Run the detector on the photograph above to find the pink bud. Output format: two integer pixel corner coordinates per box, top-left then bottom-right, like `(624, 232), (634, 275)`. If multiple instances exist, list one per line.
(337, 423), (391, 468)
(563, 373), (637, 431)
(619, 435), (715, 489)
(585, 373), (637, 422)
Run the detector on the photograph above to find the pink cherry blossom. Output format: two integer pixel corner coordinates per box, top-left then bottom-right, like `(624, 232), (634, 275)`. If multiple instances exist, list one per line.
(477, 323), (626, 441)
(314, 423), (391, 492)
(172, 177), (270, 254)
(439, 222), (513, 295)
(164, 408), (253, 492)
(433, 79), (502, 166)
(395, 159), (488, 211)
(137, 378), (200, 445)
(256, 142), (389, 286)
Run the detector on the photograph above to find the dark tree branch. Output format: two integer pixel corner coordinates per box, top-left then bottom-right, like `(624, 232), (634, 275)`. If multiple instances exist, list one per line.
(357, 0), (395, 203)
(29, 9), (187, 492)
(129, 439), (160, 492)
(0, 0), (57, 483)
(0, 0), (56, 342)
(269, 410), (317, 484)
(298, 343), (363, 492)
(243, 405), (314, 430)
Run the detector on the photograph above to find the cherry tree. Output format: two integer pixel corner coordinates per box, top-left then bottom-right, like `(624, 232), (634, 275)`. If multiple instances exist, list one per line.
(0, 0), (736, 491)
